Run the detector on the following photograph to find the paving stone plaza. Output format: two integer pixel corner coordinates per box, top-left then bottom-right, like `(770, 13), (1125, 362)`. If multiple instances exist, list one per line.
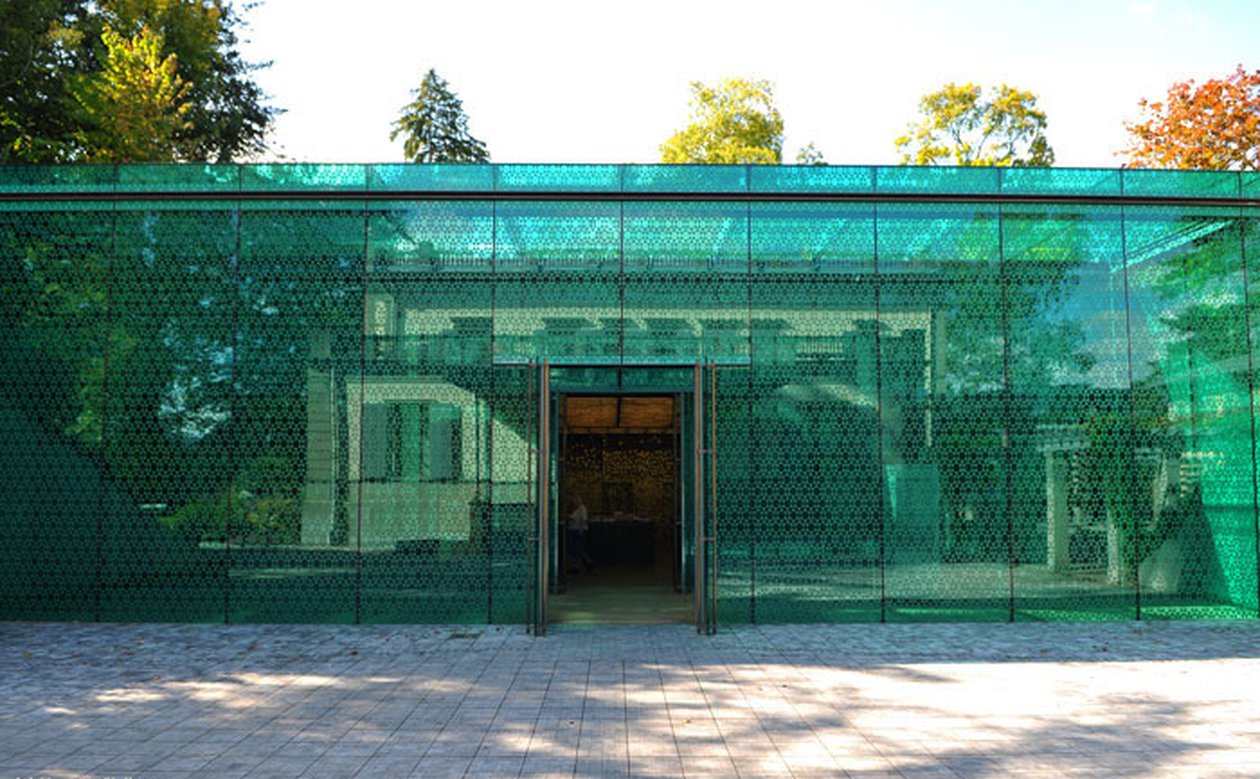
(3, 620), (1260, 778)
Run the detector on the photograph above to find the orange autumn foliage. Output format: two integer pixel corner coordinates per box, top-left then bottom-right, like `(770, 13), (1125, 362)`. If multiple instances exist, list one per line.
(1123, 65), (1260, 171)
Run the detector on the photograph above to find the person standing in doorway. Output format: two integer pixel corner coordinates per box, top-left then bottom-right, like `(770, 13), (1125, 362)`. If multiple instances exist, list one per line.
(568, 495), (594, 574)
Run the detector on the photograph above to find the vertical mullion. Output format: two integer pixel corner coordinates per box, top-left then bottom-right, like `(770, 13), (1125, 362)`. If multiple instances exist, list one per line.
(999, 204), (1016, 622)
(693, 361), (704, 633)
(488, 199), (497, 622)
(354, 201), (368, 625)
(873, 200), (887, 623)
(709, 360), (718, 634)
(525, 361), (535, 634)
(539, 360), (550, 634)
(1120, 203), (1142, 619)
(224, 199), (243, 624)
(747, 202), (756, 623)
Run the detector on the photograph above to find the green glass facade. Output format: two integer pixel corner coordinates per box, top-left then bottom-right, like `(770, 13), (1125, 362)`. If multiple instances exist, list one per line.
(2, 163), (1259, 625)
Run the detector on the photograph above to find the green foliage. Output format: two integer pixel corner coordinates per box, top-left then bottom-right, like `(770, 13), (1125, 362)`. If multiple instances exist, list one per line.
(0, 0), (84, 161)
(896, 83), (1054, 167)
(94, 0), (274, 162)
(795, 142), (825, 165)
(660, 78), (783, 164)
(0, 0), (274, 163)
(390, 69), (489, 163)
(163, 456), (302, 545)
(71, 24), (192, 162)
(0, 211), (110, 446)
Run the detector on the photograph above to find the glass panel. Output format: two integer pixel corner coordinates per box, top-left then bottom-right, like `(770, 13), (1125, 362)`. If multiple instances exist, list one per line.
(496, 164), (620, 192)
(0, 205), (114, 619)
(623, 165), (746, 193)
(104, 205), (238, 621)
(751, 202), (874, 275)
(1243, 211), (1260, 616)
(1123, 169), (1239, 199)
(696, 363), (718, 634)
(241, 201), (365, 277)
(369, 163), (493, 191)
(496, 201), (619, 273)
(749, 280), (882, 622)
(877, 203), (999, 272)
(240, 163), (366, 191)
(748, 165), (873, 194)
(622, 278), (748, 362)
(368, 200), (493, 273)
(356, 280), (493, 623)
(880, 203), (1008, 622)
(544, 376), (560, 611)
(0, 164), (117, 192)
(1126, 206), (1257, 619)
(490, 364), (532, 624)
(876, 166), (999, 195)
(624, 202), (747, 274)
(714, 365), (753, 623)
(117, 164), (239, 192)
(494, 279), (620, 361)
(679, 383), (695, 596)
(1005, 204), (1136, 620)
(1000, 168), (1121, 197)
(1243, 173), (1260, 199)
(229, 205), (363, 623)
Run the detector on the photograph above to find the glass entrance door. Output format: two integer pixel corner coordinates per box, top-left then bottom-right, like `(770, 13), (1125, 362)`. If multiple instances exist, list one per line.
(502, 359), (555, 637)
(507, 359), (727, 635)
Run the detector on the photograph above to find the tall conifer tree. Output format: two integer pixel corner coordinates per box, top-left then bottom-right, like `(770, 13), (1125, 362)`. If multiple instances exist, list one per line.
(391, 69), (489, 163)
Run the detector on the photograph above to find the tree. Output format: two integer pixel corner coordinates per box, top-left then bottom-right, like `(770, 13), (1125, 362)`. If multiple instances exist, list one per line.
(0, 0), (85, 162)
(0, 0), (275, 163)
(71, 24), (192, 162)
(660, 77), (783, 164)
(895, 83), (1054, 167)
(390, 69), (489, 163)
(84, 0), (276, 162)
(795, 142), (825, 165)
(1123, 65), (1260, 171)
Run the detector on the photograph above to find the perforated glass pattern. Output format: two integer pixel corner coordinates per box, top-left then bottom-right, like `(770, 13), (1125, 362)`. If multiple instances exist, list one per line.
(1, 164), (1257, 625)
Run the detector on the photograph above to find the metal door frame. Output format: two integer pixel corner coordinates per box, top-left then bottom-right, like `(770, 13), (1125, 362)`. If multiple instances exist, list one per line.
(495, 357), (742, 635)
(693, 360), (718, 634)
(537, 360), (552, 633)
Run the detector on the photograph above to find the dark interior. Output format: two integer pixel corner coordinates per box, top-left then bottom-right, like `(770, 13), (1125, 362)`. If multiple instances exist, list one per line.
(557, 395), (682, 602)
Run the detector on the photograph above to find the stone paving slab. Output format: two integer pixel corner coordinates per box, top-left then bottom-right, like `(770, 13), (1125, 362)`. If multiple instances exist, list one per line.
(1, 620), (1259, 778)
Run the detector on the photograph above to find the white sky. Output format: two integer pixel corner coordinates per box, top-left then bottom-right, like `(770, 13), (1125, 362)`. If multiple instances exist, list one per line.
(237, 0), (1259, 167)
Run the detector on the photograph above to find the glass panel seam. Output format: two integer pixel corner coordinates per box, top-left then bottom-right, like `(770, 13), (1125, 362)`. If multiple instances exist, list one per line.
(999, 203), (1016, 622)
(873, 201), (887, 623)
(354, 203), (368, 625)
(1120, 204), (1142, 620)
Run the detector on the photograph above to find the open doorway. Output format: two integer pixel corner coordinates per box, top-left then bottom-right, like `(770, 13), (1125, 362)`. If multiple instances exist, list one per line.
(550, 394), (691, 624)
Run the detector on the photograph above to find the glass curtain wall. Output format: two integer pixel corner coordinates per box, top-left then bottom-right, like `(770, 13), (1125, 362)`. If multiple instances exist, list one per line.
(1, 164), (1257, 624)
